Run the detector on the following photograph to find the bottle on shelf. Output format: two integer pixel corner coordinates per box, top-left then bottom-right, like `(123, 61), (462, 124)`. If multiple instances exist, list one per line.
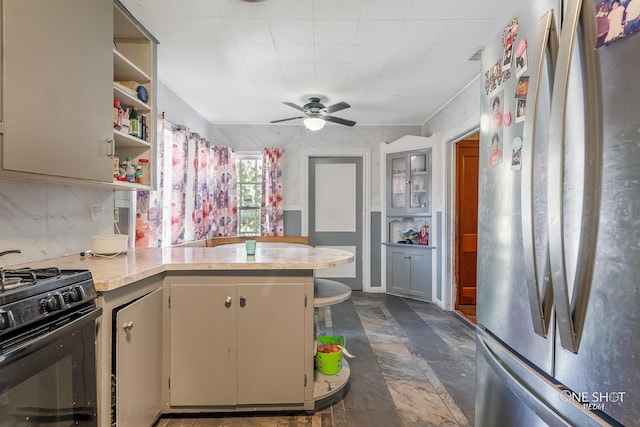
(129, 108), (139, 138)
(135, 165), (144, 184)
(123, 156), (135, 183)
(138, 158), (150, 186)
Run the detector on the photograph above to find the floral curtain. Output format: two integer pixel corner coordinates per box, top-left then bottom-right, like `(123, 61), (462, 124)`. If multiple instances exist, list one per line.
(135, 115), (238, 247)
(193, 134), (238, 239)
(261, 147), (284, 236)
(135, 114), (165, 248)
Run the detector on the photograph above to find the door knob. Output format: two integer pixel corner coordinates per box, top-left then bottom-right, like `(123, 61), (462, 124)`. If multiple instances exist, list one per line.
(122, 321), (134, 331)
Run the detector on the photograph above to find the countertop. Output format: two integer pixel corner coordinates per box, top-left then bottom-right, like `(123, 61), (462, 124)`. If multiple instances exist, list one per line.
(18, 245), (354, 292)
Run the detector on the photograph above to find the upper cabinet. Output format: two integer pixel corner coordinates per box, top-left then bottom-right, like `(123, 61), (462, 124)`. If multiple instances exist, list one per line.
(387, 150), (432, 216)
(0, 0), (157, 190)
(112, 1), (157, 190)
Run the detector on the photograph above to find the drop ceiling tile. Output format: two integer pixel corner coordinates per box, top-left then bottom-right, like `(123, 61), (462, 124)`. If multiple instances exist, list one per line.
(224, 18), (273, 43)
(265, 0), (313, 19)
(386, 44), (431, 63)
(395, 20), (447, 44)
(280, 63), (315, 87)
(269, 20), (314, 43)
(246, 62), (285, 93)
(276, 43), (315, 63)
(350, 44), (392, 63)
(213, 0), (268, 19)
(313, 0), (363, 20)
(354, 20), (402, 44)
(359, 0), (412, 19)
(236, 43), (279, 63)
(315, 44), (353, 63)
(148, 17), (229, 42)
(433, 20), (498, 47)
(313, 20), (358, 44)
(315, 63), (349, 92)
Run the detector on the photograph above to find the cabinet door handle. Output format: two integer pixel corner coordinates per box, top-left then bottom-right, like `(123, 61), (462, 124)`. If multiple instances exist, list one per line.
(106, 138), (114, 159)
(404, 256), (411, 260)
(225, 296), (232, 307)
(122, 321), (134, 331)
(239, 296), (246, 307)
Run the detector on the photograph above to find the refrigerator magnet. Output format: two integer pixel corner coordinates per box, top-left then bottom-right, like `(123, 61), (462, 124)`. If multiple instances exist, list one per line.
(515, 39), (528, 77)
(516, 99), (526, 123)
(489, 130), (504, 167)
(511, 137), (523, 171)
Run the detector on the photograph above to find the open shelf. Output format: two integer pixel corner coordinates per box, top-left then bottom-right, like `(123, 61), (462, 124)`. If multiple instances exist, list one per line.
(313, 359), (350, 411)
(314, 279), (351, 308)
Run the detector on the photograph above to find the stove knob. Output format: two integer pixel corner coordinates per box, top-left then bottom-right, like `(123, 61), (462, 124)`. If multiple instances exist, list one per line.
(65, 286), (86, 303)
(41, 293), (64, 313)
(0, 309), (15, 331)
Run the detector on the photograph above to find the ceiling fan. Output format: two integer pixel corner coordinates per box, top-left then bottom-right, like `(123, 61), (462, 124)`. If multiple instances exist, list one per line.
(270, 97), (356, 130)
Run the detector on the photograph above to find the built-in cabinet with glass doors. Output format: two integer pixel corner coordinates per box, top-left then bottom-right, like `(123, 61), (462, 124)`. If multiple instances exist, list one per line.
(382, 136), (437, 302)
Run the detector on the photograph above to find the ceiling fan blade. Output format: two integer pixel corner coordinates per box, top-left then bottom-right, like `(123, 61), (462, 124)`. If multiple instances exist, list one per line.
(323, 115), (356, 127)
(283, 102), (305, 112)
(270, 116), (305, 124)
(325, 101), (350, 114)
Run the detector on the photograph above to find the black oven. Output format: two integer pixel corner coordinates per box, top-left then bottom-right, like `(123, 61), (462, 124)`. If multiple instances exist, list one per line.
(0, 267), (102, 427)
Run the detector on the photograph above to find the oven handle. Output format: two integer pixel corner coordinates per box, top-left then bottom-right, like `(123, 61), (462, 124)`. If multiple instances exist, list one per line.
(0, 306), (102, 367)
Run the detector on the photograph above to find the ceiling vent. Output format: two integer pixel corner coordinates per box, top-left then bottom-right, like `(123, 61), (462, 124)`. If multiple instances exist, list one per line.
(468, 48), (484, 61)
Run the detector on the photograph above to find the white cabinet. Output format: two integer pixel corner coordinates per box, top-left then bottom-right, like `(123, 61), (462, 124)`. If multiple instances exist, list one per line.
(1, 0), (114, 182)
(381, 135), (441, 303)
(114, 288), (163, 427)
(167, 276), (313, 409)
(0, 0), (156, 189)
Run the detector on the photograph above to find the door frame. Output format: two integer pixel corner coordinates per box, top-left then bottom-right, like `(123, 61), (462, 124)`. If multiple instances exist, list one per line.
(301, 148), (371, 292)
(442, 118), (480, 311)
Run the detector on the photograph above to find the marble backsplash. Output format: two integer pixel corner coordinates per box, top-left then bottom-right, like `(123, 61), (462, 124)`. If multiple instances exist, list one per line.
(0, 179), (115, 267)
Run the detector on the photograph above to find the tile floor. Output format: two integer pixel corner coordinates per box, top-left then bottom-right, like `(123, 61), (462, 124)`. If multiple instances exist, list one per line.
(155, 293), (477, 427)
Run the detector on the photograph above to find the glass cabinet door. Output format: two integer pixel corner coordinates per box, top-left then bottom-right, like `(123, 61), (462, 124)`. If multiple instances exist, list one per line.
(409, 153), (429, 210)
(391, 157), (407, 210)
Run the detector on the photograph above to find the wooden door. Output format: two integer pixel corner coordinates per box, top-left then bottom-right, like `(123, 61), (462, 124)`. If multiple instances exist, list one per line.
(455, 138), (479, 306)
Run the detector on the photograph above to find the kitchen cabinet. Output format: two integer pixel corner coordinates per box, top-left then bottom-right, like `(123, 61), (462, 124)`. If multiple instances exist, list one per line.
(381, 135), (440, 303)
(112, 1), (157, 190)
(0, 0), (156, 189)
(96, 275), (163, 427)
(114, 288), (163, 427)
(386, 149), (432, 216)
(386, 245), (433, 301)
(166, 275), (313, 410)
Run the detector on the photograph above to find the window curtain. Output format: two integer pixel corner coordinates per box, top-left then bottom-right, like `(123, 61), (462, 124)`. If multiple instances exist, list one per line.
(261, 147), (284, 236)
(194, 135), (238, 238)
(135, 115), (237, 247)
(135, 114), (166, 248)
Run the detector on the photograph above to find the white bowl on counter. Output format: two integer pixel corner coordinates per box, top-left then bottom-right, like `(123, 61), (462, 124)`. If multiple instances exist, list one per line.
(91, 234), (129, 255)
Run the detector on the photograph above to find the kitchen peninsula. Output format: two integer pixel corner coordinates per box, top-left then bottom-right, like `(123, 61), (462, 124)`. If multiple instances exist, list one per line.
(21, 244), (353, 427)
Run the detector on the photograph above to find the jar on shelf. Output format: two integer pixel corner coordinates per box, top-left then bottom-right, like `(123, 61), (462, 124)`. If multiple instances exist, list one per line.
(138, 158), (150, 186)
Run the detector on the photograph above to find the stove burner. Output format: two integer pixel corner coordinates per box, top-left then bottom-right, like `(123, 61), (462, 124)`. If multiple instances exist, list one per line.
(0, 267), (62, 292)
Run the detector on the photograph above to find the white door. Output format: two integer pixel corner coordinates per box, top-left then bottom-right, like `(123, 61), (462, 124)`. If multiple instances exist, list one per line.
(308, 157), (363, 290)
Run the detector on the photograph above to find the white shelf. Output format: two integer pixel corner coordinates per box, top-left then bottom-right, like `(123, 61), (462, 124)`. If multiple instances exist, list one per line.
(113, 48), (150, 83)
(114, 129), (151, 149)
(112, 180), (152, 191)
(314, 279), (351, 308)
(313, 359), (350, 410)
(113, 84), (150, 112)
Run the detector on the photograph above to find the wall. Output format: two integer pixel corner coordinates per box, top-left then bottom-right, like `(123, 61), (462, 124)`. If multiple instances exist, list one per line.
(421, 76), (481, 310)
(0, 180), (115, 266)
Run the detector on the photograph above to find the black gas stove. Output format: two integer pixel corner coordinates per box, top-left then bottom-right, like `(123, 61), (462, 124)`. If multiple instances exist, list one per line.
(0, 267), (97, 338)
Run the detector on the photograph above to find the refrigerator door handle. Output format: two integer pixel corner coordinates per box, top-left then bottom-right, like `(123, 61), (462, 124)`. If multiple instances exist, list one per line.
(547, 0), (602, 353)
(521, 9), (558, 338)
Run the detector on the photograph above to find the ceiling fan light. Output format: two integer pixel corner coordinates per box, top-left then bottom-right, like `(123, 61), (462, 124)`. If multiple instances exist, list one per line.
(303, 117), (325, 131)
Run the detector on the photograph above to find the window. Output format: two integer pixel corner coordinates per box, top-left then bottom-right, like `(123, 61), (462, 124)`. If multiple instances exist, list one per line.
(236, 154), (262, 236)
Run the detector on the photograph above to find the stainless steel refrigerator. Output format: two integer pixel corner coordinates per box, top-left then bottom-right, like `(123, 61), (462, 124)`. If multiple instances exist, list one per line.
(477, 0), (640, 425)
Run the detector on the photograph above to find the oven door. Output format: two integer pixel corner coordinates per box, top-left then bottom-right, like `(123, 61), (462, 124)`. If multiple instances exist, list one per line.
(0, 305), (102, 426)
